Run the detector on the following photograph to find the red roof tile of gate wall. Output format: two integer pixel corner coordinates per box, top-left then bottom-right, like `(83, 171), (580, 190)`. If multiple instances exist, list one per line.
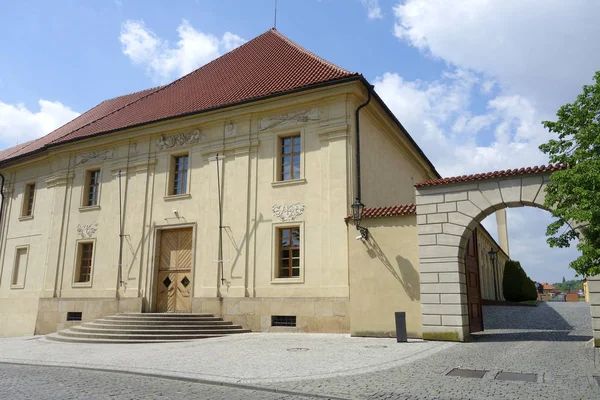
(1, 29), (357, 164)
(345, 204), (416, 221)
(414, 164), (568, 187)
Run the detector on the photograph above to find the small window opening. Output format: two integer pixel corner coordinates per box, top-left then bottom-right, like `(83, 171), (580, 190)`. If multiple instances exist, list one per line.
(271, 315), (296, 327)
(67, 312), (82, 321)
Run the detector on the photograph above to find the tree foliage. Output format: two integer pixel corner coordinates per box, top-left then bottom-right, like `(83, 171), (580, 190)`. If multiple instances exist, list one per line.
(552, 279), (583, 292)
(503, 260), (537, 302)
(539, 71), (600, 276)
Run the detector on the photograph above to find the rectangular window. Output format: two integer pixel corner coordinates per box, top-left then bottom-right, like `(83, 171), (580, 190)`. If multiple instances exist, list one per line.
(11, 247), (28, 287)
(271, 315), (296, 327)
(86, 170), (101, 206)
(280, 135), (301, 181)
(76, 242), (94, 283)
(278, 227), (300, 278)
(172, 155), (189, 195)
(22, 183), (35, 217)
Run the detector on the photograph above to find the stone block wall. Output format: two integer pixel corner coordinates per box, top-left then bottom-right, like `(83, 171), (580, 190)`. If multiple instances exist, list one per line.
(416, 175), (550, 341)
(192, 297), (349, 333)
(589, 275), (600, 347)
(34, 297), (142, 334)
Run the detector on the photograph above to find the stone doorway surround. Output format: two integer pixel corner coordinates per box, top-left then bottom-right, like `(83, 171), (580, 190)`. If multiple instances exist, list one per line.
(413, 164), (600, 344)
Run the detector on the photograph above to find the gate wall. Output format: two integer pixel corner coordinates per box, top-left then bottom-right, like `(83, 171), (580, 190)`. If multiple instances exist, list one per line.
(416, 172), (554, 342)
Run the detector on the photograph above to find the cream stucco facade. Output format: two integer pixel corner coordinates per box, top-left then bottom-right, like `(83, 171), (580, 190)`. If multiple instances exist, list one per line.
(0, 81), (443, 337)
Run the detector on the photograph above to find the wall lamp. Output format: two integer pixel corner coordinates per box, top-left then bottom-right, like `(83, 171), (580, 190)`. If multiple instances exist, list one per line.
(351, 197), (369, 240)
(488, 247), (500, 301)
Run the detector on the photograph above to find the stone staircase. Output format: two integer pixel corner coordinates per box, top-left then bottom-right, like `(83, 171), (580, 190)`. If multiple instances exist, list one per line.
(45, 313), (250, 344)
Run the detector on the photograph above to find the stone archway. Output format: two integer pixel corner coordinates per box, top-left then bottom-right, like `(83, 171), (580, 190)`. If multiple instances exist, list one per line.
(413, 164), (600, 343)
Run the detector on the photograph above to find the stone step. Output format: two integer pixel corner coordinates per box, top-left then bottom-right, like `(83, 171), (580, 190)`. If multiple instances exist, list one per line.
(71, 326), (247, 335)
(93, 318), (230, 326)
(117, 313), (214, 317)
(55, 330), (247, 340)
(45, 335), (193, 344)
(103, 316), (223, 322)
(45, 312), (251, 344)
(81, 322), (234, 330)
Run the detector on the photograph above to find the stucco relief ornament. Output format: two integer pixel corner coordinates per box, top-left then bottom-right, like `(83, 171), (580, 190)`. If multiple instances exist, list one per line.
(225, 121), (236, 137)
(259, 108), (320, 131)
(77, 223), (98, 239)
(156, 129), (205, 150)
(76, 149), (114, 165)
(272, 203), (305, 222)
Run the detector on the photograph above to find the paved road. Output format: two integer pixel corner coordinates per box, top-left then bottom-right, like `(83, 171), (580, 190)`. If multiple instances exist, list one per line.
(0, 363), (326, 400)
(263, 303), (600, 400)
(0, 303), (597, 399)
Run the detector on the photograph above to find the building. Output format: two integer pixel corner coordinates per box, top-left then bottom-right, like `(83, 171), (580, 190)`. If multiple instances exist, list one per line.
(0, 29), (508, 338)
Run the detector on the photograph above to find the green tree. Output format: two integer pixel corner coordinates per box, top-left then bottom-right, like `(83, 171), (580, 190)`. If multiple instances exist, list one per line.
(539, 71), (600, 276)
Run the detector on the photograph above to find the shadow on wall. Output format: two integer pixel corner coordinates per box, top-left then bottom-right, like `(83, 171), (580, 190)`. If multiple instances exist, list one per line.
(363, 234), (420, 301)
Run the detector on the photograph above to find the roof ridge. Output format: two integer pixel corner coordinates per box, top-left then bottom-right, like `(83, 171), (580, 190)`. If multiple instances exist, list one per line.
(46, 30), (280, 146)
(269, 28), (354, 75)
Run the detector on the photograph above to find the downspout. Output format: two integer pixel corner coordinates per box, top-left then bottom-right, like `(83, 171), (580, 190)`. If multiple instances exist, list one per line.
(0, 172), (4, 250)
(355, 85), (373, 201)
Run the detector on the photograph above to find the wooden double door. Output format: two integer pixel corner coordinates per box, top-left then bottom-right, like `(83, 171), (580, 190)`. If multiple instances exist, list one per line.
(465, 230), (483, 333)
(156, 228), (193, 313)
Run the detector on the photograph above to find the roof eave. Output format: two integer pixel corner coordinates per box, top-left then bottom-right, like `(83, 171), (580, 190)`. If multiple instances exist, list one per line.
(0, 74), (362, 169)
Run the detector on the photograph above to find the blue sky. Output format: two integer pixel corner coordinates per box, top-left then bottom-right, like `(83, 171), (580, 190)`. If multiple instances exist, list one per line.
(1, 0), (599, 284)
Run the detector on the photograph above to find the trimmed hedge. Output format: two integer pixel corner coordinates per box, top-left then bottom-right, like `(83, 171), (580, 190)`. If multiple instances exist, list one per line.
(503, 260), (537, 302)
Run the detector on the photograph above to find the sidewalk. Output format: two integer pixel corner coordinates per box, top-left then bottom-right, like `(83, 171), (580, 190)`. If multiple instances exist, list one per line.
(0, 333), (454, 385)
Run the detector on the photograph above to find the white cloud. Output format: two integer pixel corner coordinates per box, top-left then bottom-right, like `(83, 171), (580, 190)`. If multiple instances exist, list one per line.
(378, 0), (598, 281)
(374, 70), (554, 177)
(0, 100), (79, 149)
(119, 20), (246, 83)
(393, 0), (600, 111)
(361, 0), (383, 19)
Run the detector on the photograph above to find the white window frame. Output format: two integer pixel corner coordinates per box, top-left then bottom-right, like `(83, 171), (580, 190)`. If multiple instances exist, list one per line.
(271, 127), (306, 187)
(80, 168), (102, 210)
(165, 151), (192, 199)
(72, 239), (96, 288)
(19, 182), (36, 220)
(271, 221), (305, 284)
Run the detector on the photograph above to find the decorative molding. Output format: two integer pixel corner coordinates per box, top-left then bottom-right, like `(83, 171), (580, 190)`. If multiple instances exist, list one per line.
(272, 203), (305, 222)
(317, 124), (349, 141)
(156, 129), (205, 150)
(259, 108), (320, 131)
(77, 223), (98, 239)
(129, 142), (138, 155)
(76, 149), (114, 165)
(225, 121), (236, 137)
(45, 173), (74, 188)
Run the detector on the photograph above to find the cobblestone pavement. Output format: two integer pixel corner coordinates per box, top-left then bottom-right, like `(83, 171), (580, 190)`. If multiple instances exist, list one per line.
(0, 363), (326, 400)
(1, 303), (598, 399)
(262, 303), (600, 400)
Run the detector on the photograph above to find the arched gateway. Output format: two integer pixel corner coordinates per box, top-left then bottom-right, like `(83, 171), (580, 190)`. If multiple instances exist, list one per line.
(414, 164), (600, 345)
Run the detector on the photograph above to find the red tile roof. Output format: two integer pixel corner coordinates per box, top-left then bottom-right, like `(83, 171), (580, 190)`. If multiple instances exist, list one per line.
(1, 29), (357, 164)
(345, 203), (416, 222)
(415, 164), (568, 188)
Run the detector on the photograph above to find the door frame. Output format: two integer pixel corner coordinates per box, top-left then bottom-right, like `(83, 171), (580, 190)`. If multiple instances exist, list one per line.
(465, 229), (484, 333)
(148, 223), (197, 313)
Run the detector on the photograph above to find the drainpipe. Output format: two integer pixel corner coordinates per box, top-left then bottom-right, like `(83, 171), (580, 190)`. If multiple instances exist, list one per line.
(354, 85), (373, 201)
(0, 172), (4, 242)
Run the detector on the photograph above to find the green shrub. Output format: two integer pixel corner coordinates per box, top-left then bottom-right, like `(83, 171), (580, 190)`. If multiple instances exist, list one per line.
(503, 260), (537, 302)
